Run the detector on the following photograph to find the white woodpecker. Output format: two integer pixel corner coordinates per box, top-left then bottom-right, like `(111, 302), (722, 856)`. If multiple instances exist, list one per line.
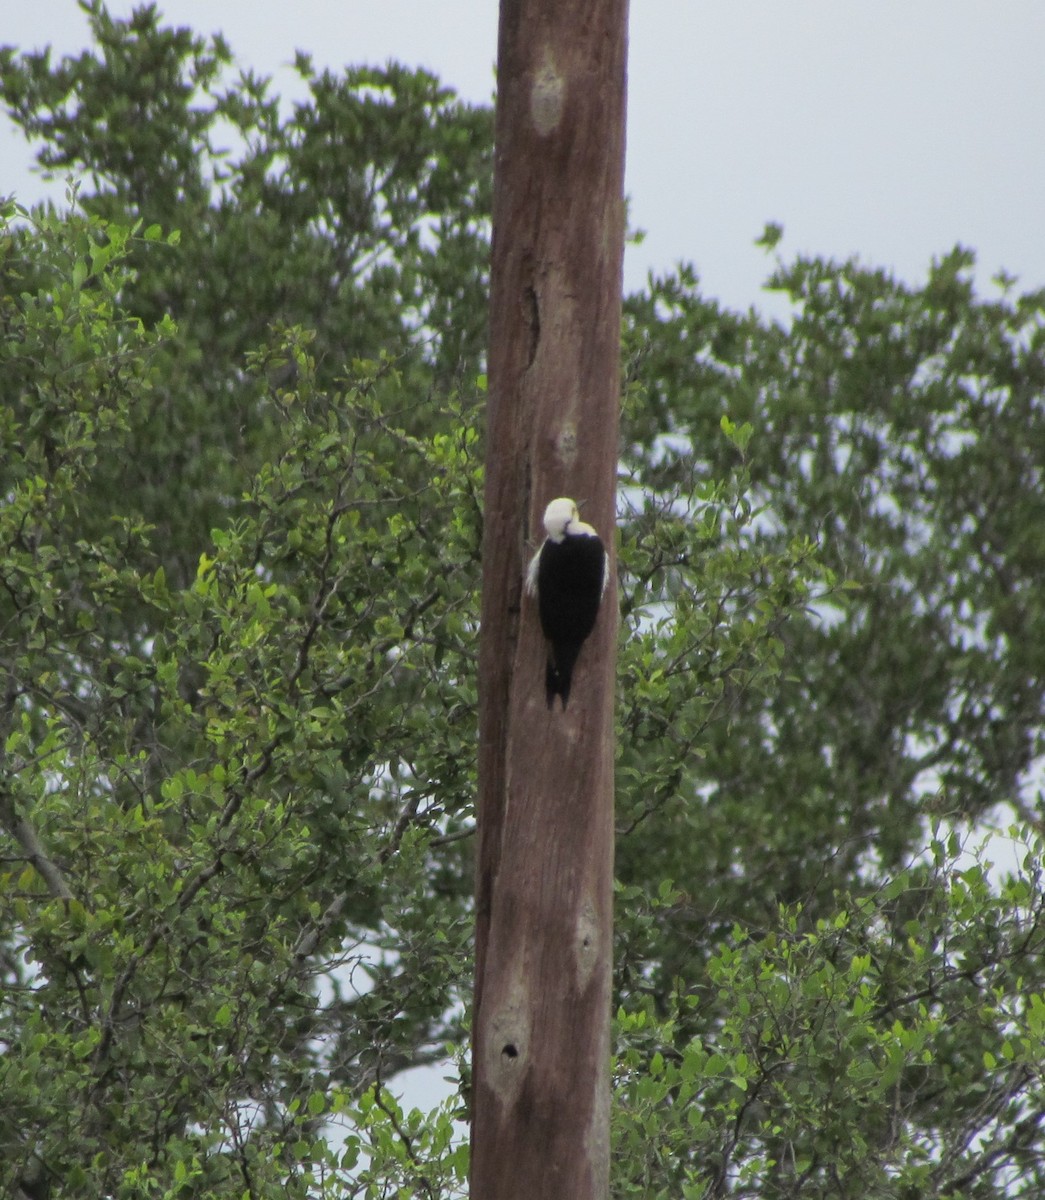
(525, 496), (608, 709)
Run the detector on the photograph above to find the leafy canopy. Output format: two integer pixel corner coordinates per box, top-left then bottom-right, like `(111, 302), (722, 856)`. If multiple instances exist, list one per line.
(2, 5), (1044, 1197)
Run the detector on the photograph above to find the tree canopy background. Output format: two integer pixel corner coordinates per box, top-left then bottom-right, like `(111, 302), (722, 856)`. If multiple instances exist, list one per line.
(2, 5), (1044, 1197)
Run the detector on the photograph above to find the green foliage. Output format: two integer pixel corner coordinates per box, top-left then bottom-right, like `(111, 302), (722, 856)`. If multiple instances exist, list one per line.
(614, 832), (1045, 1197)
(1, 0), (491, 593)
(619, 251), (1045, 910)
(3, 7), (1045, 1198)
(1, 199), (477, 1196)
(613, 250), (1045, 1195)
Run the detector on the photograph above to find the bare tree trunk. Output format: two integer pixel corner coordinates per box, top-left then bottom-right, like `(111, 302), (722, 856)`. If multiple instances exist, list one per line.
(472, 1), (628, 1197)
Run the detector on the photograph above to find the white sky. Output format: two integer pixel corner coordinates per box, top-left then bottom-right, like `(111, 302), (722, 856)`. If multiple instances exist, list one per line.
(4, 1), (1045, 311)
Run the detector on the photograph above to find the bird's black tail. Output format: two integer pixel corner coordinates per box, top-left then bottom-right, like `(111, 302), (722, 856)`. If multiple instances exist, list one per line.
(546, 643), (581, 710)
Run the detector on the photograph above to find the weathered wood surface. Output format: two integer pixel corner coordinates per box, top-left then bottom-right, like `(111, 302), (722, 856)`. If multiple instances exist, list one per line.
(472, 1), (628, 1196)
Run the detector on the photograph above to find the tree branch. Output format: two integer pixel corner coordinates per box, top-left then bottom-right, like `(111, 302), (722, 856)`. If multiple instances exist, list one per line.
(0, 790), (74, 902)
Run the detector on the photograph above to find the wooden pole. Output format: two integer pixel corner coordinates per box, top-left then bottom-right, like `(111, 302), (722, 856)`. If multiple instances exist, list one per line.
(472, 1), (628, 1196)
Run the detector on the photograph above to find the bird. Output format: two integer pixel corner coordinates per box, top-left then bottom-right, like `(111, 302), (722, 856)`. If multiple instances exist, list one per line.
(525, 496), (608, 709)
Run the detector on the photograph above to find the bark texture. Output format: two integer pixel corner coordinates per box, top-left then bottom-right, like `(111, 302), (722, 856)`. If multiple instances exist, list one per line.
(472, 2), (628, 1196)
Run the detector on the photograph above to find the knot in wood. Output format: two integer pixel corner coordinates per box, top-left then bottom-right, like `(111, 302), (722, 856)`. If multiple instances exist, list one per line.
(556, 422), (578, 466)
(531, 58), (565, 135)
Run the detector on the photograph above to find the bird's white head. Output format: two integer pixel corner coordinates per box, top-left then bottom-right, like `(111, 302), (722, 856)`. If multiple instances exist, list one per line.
(543, 497), (580, 542)
(543, 496), (600, 542)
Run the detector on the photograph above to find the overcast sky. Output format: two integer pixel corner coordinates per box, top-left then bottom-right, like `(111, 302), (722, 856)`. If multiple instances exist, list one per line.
(4, 1), (1045, 313)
